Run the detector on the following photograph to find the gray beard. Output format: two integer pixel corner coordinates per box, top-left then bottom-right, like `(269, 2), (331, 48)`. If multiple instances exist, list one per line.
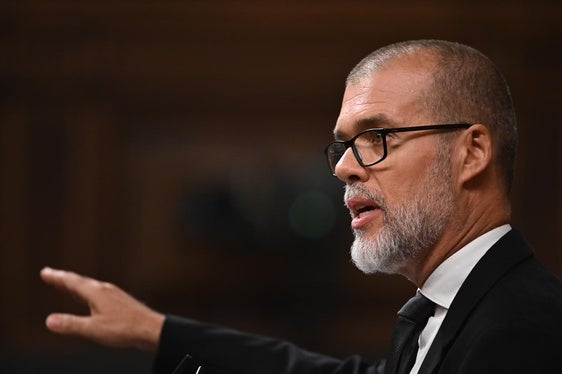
(346, 152), (454, 274)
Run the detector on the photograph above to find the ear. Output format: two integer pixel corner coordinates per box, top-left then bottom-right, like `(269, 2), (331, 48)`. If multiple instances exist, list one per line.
(457, 124), (493, 186)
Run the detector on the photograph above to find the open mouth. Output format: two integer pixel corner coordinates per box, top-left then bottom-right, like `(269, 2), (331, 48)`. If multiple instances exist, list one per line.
(357, 205), (375, 214)
(346, 199), (380, 218)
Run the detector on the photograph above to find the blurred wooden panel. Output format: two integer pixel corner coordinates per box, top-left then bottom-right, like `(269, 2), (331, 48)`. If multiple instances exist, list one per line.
(0, 109), (31, 345)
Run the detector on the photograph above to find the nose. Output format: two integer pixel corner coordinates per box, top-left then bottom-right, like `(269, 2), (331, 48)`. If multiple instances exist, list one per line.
(334, 147), (369, 184)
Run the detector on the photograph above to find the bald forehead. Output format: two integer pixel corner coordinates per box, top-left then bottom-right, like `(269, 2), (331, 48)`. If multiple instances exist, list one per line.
(347, 48), (438, 86)
(345, 55), (437, 104)
(335, 57), (438, 138)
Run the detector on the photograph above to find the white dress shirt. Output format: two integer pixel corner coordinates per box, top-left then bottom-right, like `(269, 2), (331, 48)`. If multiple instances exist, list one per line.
(409, 224), (512, 374)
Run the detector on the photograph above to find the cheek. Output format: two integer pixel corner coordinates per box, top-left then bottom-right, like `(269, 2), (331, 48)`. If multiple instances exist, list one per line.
(374, 144), (439, 202)
(371, 167), (428, 206)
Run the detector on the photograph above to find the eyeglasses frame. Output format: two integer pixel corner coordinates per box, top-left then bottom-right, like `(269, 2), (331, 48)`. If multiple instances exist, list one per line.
(324, 123), (472, 175)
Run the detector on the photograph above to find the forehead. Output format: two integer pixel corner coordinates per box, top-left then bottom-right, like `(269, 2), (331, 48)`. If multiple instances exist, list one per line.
(334, 59), (434, 138)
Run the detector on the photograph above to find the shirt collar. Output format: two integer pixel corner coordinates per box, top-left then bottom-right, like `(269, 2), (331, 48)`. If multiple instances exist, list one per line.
(420, 224), (512, 309)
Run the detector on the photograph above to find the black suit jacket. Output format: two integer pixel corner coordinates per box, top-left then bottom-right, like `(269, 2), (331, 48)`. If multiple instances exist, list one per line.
(153, 230), (562, 374)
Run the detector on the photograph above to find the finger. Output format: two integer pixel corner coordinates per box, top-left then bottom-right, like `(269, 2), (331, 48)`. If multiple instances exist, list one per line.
(45, 313), (92, 337)
(41, 267), (98, 304)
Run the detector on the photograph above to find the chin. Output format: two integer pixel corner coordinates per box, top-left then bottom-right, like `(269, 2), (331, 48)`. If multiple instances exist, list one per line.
(350, 234), (404, 275)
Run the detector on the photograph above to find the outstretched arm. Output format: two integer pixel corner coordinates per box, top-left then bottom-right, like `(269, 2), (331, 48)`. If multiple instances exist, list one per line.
(41, 267), (384, 374)
(40, 267), (165, 352)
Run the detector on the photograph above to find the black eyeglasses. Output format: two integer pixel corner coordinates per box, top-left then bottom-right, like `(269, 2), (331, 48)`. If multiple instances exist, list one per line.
(324, 123), (471, 175)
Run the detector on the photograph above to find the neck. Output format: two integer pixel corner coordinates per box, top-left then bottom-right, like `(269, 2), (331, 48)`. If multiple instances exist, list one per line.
(400, 193), (511, 287)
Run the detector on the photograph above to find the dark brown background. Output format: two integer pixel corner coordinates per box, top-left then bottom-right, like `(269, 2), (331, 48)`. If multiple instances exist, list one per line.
(1, 1), (561, 372)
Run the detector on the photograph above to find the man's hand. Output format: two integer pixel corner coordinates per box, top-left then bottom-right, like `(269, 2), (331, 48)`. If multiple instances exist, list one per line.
(40, 267), (165, 352)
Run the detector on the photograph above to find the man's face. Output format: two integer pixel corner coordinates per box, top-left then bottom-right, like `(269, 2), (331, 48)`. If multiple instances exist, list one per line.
(333, 59), (455, 274)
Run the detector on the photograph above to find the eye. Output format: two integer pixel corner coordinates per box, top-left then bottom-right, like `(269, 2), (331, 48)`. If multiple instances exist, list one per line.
(364, 131), (383, 145)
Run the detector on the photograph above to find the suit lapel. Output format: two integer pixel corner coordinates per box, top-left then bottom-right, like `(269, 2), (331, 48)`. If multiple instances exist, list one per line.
(418, 230), (533, 374)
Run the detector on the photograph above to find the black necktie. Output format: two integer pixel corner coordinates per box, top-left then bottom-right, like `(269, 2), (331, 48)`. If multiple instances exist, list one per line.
(385, 292), (436, 374)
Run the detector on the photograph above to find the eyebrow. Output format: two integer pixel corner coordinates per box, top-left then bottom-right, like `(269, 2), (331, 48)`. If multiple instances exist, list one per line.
(333, 114), (398, 140)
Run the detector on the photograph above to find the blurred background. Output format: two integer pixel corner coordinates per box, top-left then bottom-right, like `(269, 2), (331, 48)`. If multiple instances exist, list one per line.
(1, 0), (561, 372)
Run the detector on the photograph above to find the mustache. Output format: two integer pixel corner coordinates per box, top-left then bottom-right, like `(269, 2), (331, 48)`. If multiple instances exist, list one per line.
(344, 184), (386, 210)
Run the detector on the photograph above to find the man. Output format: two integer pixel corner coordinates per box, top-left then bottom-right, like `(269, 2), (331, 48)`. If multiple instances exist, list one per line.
(41, 40), (562, 373)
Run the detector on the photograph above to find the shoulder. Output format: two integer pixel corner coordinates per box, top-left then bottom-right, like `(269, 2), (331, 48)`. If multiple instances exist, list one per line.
(462, 228), (562, 322)
(435, 231), (562, 373)
(448, 322), (562, 373)
(440, 262), (562, 373)
(467, 254), (562, 330)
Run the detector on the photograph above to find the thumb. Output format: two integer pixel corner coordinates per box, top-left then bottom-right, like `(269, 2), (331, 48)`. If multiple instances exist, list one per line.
(45, 313), (91, 336)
